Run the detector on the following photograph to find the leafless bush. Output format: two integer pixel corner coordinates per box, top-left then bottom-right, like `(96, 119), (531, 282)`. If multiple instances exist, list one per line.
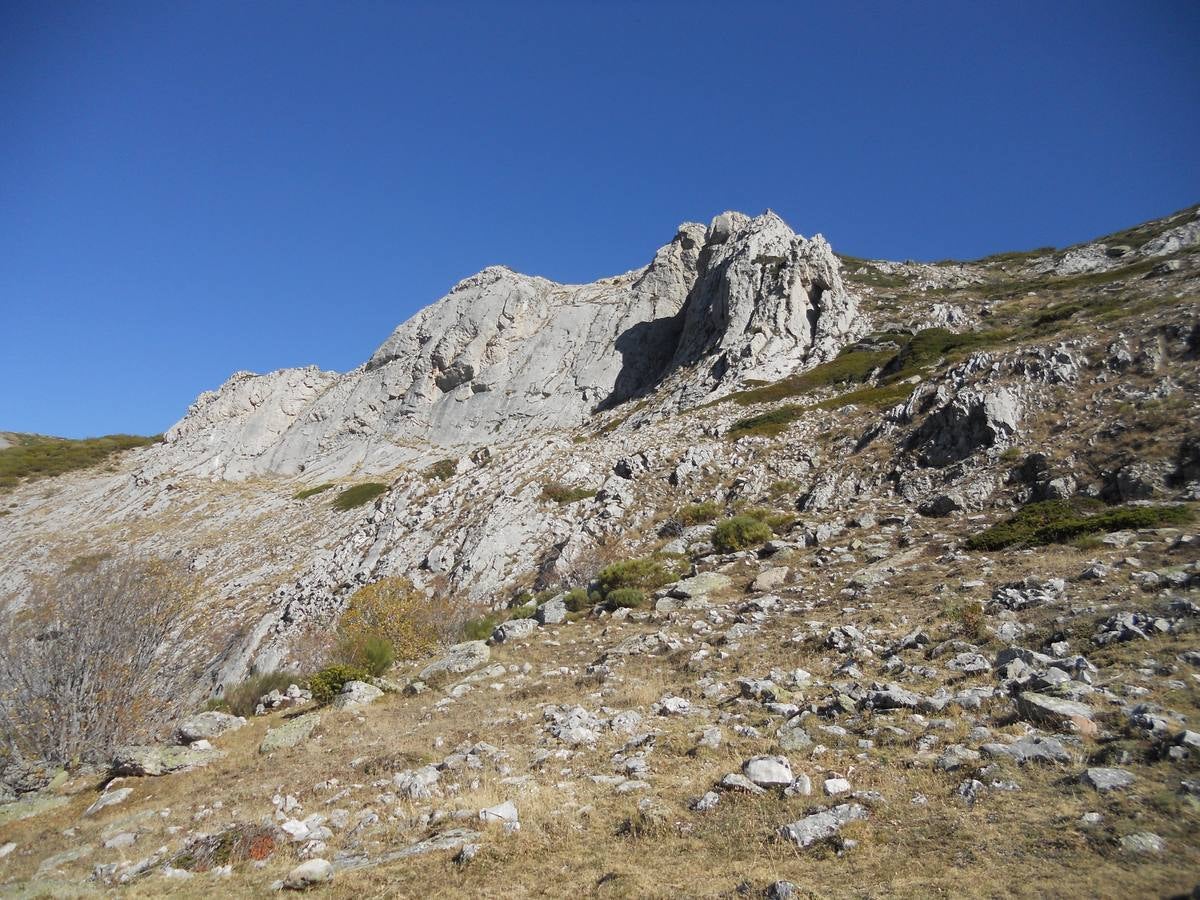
(0, 555), (198, 766)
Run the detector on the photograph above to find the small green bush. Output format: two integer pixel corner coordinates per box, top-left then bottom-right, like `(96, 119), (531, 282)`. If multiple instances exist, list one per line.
(678, 501), (721, 525)
(337, 633), (395, 676)
(541, 482), (596, 504)
(563, 587), (591, 612)
(606, 588), (645, 609)
(293, 482), (335, 500)
(332, 482), (388, 511)
(424, 459), (456, 481)
(215, 671), (298, 718)
(309, 664), (368, 705)
(712, 515), (774, 553)
(596, 556), (686, 596)
(742, 507), (795, 533)
(508, 602), (537, 620)
(462, 612), (503, 642)
(965, 500), (1194, 551)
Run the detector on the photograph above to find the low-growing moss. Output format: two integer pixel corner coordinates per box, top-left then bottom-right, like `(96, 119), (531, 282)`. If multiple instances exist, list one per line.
(965, 500), (1194, 551)
(712, 515), (774, 552)
(727, 405), (805, 439)
(293, 482), (335, 500)
(332, 482), (388, 511)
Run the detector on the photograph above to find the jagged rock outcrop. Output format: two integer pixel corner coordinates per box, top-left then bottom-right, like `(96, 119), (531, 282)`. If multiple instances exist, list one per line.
(156, 211), (858, 480)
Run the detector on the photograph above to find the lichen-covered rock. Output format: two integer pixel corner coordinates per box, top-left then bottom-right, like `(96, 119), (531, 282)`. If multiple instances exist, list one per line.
(110, 744), (224, 777)
(176, 711), (246, 744)
(259, 713), (320, 754)
(419, 641), (490, 681)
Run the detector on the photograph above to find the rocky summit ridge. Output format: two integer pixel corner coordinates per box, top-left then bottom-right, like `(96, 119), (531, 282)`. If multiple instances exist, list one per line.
(159, 211), (858, 480)
(1, 202), (1199, 897)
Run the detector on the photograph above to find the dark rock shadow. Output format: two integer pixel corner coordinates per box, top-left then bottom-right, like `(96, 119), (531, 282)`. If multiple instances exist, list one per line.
(594, 312), (686, 412)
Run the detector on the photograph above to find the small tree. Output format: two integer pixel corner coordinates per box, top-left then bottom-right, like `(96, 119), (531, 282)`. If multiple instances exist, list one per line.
(0, 555), (197, 766)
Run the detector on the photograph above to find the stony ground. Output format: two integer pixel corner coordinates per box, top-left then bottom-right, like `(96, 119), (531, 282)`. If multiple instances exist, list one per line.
(1, 205), (1199, 897)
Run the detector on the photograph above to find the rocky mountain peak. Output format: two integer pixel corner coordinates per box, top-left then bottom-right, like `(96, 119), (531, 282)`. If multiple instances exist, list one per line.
(158, 211), (860, 480)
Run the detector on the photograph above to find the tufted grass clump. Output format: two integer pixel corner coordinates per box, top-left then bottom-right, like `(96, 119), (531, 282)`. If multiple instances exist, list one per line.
(461, 612), (504, 642)
(541, 482), (596, 504)
(332, 482), (388, 511)
(727, 405), (804, 439)
(965, 499), (1194, 551)
(605, 588), (645, 609)
(210, 670), (298, 718)
(678, 501), (721, 525)
(712, 515), (774, 552)
(293, 482), (335, 500)
(424, 459), (457, 481)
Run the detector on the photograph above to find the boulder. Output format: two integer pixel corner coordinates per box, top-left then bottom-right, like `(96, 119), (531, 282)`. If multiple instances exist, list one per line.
(110, 744), (224, 777)
(176, 711), (246, 744)
(332, 681), (383, 710)
(742, 755), (794, 788)
(667, 573), (732, 599)
(1016, 692), (1097, 736)
(778, 803), (868, 848)
(535, 597), (568, 625)
(490, 618), (538, 644)
(419, 641), (490, 681)
(259, 713), (320, 754)
(283, 858), (333, 889)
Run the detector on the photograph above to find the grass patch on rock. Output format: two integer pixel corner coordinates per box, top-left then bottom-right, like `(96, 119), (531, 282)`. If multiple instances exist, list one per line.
(332, 482), (389, 511)
(965, 499), (1195, 551)
(293, 482), (335, 500)
(0, 433), (160, 490)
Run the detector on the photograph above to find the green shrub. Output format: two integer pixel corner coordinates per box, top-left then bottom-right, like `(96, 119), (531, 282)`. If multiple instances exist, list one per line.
(712, 515), (774, 552)
(337, 633), (395, 677)
(606, 588), (645, 609)
(723, 349), (894, 407)
(596, 556), (686, 596)
(309, 664), (368, 705)
(293, 482), (335, 500)
(541, 482), (596, 504)
(215, 671), (298, 718)
(508, 602), (537, 620)
(332, 482), (388, 511)
(742, 507), (794, 532)
(678, 501), (721, 525)
(965, 500), (1194, 551)
(424, 459), (456, 481)
(0, 433), (160, 491)
(462, 612), (503, 642)
(563, 587), (591, 613)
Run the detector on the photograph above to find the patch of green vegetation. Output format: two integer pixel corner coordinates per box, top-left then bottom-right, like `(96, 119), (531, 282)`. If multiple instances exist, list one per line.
(965, 499), (1195, 551)
(727, 405), (805, 439)
(722, 350), (894, 408)
(563, 587), (592, 612)
(1031, 303), (1082, 328)
(293, 482), (335, 500)
(424, 459), (457, 481)
(678, 501), (721, 525)
(889, 327), (1014, 372)
(812, 380), (914, 411)
(309, 663), (368, 705)
(741, 507), (795, 533)
(0, 433), (160, 491)
(541, 482), (596, 504)
(712, 515), (774, 552)
(211, 671), (298, 718)
(507, 602), (537, 620)
(972, 246), (1057, 265)
(332, 482), (389, 511)
(596, 555), (687, 596)
(462, 612), (504, 642)
(605, 587), (645, 609)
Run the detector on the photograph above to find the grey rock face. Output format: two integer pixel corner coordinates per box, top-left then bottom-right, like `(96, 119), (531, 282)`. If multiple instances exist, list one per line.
(490, 618), (537, 644)
(157, 212), (858, 481)
(908, 387), (1022, 467)
(331, 680), (383, 709)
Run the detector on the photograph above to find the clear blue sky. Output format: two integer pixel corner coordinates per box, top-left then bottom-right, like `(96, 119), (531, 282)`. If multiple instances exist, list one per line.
(2, 1), (1197, 438)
